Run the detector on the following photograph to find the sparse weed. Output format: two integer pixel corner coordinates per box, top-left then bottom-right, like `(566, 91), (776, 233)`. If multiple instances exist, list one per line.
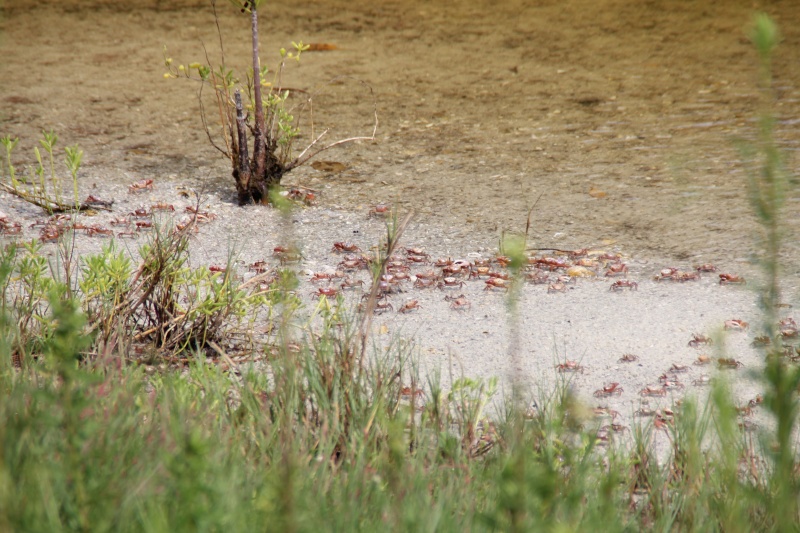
(1, 130), (85, 213)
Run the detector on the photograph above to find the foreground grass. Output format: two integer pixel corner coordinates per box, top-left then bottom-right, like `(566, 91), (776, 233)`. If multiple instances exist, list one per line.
(0, 301), (796, 532)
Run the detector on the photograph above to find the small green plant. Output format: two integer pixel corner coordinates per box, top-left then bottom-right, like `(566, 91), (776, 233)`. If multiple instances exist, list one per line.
(0, 131), (86, 213)
(3, 239), (67, 360)
(449, 375), (498, 454)
(164, 0), (376, 205)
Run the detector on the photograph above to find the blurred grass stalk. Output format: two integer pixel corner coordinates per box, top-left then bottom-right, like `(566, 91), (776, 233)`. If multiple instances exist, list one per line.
(744, 13), (800, 529)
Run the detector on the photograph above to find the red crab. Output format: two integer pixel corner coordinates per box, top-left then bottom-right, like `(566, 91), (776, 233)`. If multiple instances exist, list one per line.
(312, 287), (339, 298)
(332, 242), (362, 253)
(340, 278), (364, 290)
(717, 358), (743, 369)
(84, 225), (113, 237)
(693, 354), (712, 366)
(609, 280), (638, 291)
(128, 179), (154, 193)
(653, 268), (679, 281)
(724, 319), (749, 331)
(310, 272), (335, 283)
(441, 264), (466, 276)
(399, 300), (422, 313)
(404, 247), (428, 257)
(0, 220), (22, 235)
(484, 278), (511, 291)
(556, 361), (584, 373)
(367, 203), (391, 218)
(593, 406), (621, 419)
(415, 270), (440, 281)
(593, 382), (624, 398)
(469, 266), (491, 279)
(249, 260), (269, 274)
(438, 277), (464, 290)
(526, 270), (550, 284)
(639, 385), (667, 397)
(719, 273), (746, 285)
(414, 278), (437, 289)
(676, 271), (700, 282)
(688, 334), (713, 347)
(548, 282), (567, 293)
(449, 296), (471, 311)
(604, 263), (628, 277)
(694, 264), (717, 273)
(533, 257), (571, 271)
(287, 187), (317, 205)
(151, 202), (175, 212)
(494, 255), (512, 268)
(373, 299), (394, 314)
(400, 386), (425, 399)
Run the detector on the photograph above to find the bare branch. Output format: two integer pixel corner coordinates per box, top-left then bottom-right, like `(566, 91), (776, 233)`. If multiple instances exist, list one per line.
(0, 182), (112, 213)
(249, 3), (267, 182)
(234, 90), (252, 193)
(200, 41), (233, 158)
(286, 76), (378, 170)
(198, 81), (230, 157)
(287, 134), (376, 171)
(210, 0), (226, 68)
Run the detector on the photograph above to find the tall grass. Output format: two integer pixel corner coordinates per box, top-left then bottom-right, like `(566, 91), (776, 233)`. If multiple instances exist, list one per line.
(0, 12), (798, 532)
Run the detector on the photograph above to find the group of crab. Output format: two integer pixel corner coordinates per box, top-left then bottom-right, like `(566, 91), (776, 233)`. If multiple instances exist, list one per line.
(0, 212), (23, 236)
(747, 317), (800, 363)
(306, 243), (489, 312)
(300, 235), (757, 318)
(651, 264), (746, 286)
(554, 319), (770, 441)
(301, 243), (662, 313)
(302, 243), (634, 312)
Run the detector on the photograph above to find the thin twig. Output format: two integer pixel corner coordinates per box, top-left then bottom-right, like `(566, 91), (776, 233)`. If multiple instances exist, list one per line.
(358, 211), (414, 367)
(200, 42), (231, 158)
(526, 247), (588, 253)
(287, 77), (378, 170)
(524, 191), (544, 243)
(0, 182), (112, 213)
(210, 0), (225, 68)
